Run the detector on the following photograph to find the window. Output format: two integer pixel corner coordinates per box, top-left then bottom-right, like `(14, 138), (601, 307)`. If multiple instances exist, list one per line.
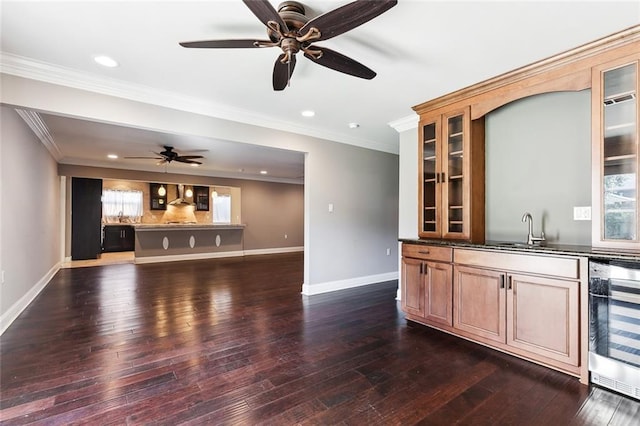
(102, 189), (143, 223)
(212, 191), (231, 223)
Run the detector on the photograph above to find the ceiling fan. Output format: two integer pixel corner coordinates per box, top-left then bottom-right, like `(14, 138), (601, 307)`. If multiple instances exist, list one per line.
(179, 0), (397, 91)
(124, 146), (206, 165)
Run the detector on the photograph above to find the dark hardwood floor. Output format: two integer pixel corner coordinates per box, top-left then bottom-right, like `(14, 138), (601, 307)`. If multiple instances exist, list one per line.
(1, 252), (638, 425)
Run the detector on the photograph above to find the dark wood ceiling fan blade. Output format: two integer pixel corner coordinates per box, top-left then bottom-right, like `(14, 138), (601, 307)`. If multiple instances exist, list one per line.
(176, 155), (205, 160)
(299, 0), (397, 42)
(273, 54), (296, 91)
(304, 47), (376, 80)
(179, 39), (267, 49)
(242, 0), (289, 33)
(175, 158), (203, 165)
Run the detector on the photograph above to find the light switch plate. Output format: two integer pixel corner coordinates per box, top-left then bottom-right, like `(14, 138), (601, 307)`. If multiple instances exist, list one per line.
(573, 206), (592, 221)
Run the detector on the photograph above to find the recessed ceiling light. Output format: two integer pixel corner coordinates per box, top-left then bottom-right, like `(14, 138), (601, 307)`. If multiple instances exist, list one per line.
(301, 110), (315, 117)
(348, 122), (360, 129)
(260, 170), (268, 175)
(94, 55), (119, 68)
(107, 154), (118, 159)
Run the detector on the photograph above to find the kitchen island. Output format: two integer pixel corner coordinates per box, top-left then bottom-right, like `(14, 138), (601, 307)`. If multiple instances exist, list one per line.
(133, 223), (245, 264)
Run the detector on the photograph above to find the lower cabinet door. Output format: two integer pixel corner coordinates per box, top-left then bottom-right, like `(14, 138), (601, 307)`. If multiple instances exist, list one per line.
(122, 227), (135, 251)
(424, 262), (453, 326)
(102, 227), (123, 252)
(507, 273), (579, 366)
(453, 265), (505, 344)
(401, 257), (425, 318)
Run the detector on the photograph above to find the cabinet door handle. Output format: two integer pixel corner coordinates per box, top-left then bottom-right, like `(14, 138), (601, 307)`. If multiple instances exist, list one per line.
(441, 172), (446, 182)
(418, 250), (430, 255)
(507, 276), (513, 290)
(500, 275), (505, 289)
(419, 263), (423, 275)
(436, 173), (440, 183)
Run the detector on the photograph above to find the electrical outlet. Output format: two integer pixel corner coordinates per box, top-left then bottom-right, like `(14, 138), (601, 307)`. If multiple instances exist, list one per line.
(284, 234), (288, 239)
(386, 248), (391, 256)
(573, 206), (592, 221)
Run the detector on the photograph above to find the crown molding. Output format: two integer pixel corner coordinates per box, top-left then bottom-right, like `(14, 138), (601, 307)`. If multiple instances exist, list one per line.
(388, 114), (418, 133)
(1, 52), (398, 154)
(15, 109), (63, 161)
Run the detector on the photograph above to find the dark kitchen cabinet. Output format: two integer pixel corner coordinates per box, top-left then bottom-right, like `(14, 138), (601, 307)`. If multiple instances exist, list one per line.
(150, 183), (167, 210)
(102, 225), (135, 252)
(71, 177), (103, 260)
(194, 186), (210, 211)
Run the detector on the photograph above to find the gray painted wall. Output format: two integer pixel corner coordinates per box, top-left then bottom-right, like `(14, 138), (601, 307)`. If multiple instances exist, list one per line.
(305, 140), (399, 286)
(485, 90), (592, 245)
(0, 106), (61, 316)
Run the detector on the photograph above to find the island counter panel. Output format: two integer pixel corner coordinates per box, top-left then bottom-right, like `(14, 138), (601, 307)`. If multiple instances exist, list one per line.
(134, 224), (245, 263)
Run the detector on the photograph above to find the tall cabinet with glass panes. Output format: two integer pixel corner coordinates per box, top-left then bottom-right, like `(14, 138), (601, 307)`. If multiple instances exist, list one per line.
(418, 106), (485, 242)
(592, 54), (640, 249)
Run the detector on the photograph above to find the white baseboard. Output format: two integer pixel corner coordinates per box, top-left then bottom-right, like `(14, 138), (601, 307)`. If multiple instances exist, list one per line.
(1, 262), (61, 335)
(134, 250), (245, 264)
(301, 271), (398, 296)
(243, 246), (304, 256)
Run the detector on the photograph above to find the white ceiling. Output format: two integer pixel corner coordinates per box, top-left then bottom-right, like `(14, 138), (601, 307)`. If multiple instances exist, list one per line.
(1, 1), (639, 183)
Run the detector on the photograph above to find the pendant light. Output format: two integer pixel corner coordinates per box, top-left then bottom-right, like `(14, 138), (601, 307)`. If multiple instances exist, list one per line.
(158, 185), (166, 197)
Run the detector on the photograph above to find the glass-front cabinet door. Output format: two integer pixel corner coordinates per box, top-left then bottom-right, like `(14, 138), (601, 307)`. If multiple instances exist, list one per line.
(593, 55), (640, 248)
(442, 111), (469, 238)
(418, 107), (481, 241)
(420, 119), (441, 237)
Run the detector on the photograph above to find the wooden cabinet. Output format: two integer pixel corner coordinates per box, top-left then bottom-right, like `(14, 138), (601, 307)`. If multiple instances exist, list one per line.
(102, 225), (135, 252)
(401, 257), (424, 317)
(401, 244), (453, 326)
(592, 53), (640, 249)
(453, 266), (505, 344)
(418, 107), (485, 242)
(401, 244), (587, 380)
(453, 249), (581, 369)
(507, 273), (579, 366)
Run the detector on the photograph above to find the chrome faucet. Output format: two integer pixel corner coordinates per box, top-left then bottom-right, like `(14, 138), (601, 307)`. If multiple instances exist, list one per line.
(521, 212), (545, 245)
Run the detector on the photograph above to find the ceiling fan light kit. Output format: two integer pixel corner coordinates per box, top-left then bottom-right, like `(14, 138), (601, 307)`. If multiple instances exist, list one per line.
(179, 0), (397, 91)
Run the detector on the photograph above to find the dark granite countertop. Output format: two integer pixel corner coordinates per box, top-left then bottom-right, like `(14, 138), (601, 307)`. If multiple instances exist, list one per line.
(399, 238), (640, 263)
